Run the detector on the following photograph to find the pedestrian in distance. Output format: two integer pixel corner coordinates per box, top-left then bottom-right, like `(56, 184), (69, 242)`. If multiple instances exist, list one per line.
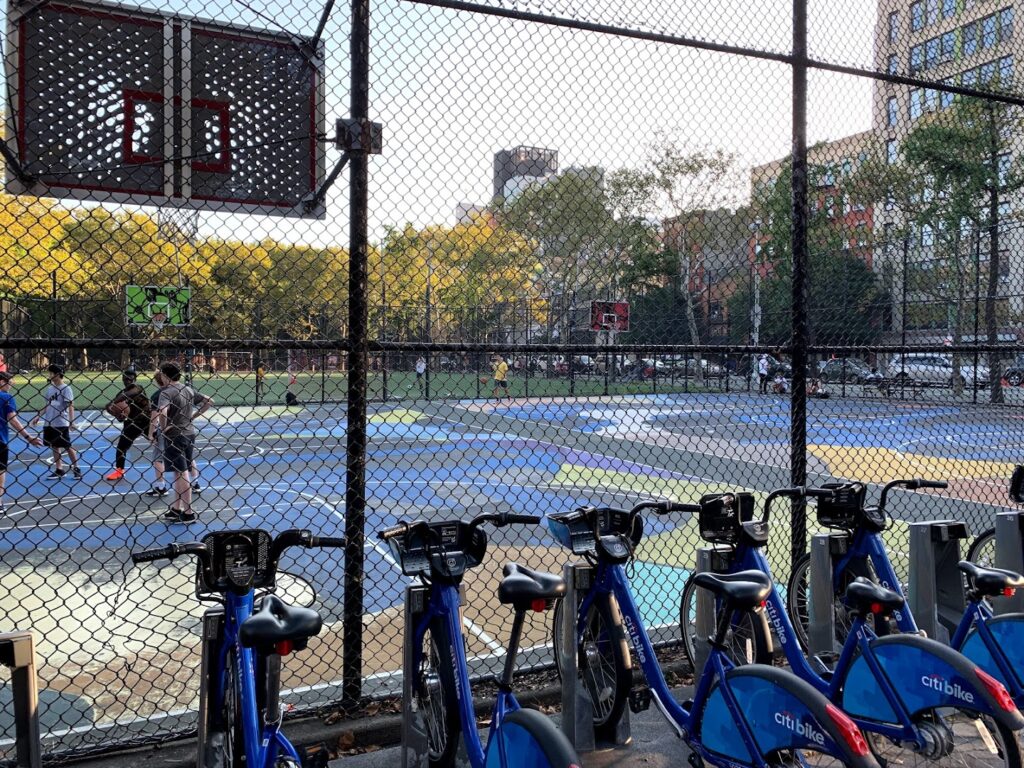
(103, 369), (152, 482)
(415, 356), (426, 396)
(491, 353), (511, 403)
(153, 362), (212, 523)
(757, 353), (770, 395)
(0, 372), (44, 512)
(146, 369), (207, 498)
(32, 364), (82, 480)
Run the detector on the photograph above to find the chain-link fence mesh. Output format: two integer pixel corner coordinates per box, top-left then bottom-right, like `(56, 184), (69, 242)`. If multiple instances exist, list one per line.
(1, 0), (1023, 760)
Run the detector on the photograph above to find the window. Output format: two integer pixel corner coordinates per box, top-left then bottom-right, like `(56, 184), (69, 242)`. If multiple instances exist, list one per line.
(999, 55), (1014, 82)
(998, 152), (1012, 185)
(890, 12), (900, 43)
(921, 224), (935, 247)
(981, 60), (996, 82)
(940, 30), (956, 63)
(888, 96), (898, 126)
(888, 54), (899, 74)
(964, 21), (978, 55)
(963, 67), (978, 86)
(926, 0), (939, 26)
(983, 14), (997, 48)
(942, 0), (955, 19)
(925, 37), (940, 68)
(911, 44), (924, 72)
(910, 88), (924, 120)
(911, 1), (923, 31)
(940, 78), (956, 108)
(887, 139), (898, 165)
(1000, 7), (1014, 41)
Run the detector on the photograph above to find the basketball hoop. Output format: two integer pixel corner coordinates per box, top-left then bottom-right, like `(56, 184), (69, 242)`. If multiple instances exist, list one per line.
(151, 311), (168, 331)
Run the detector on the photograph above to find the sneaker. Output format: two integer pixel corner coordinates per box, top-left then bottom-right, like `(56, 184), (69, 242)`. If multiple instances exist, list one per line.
(45, 469), (67, 480)
(72, 467), (82, 480)
(105, 468), (125, 482)
(144, 486), (168, 498)
(191, 482), (202, 495)
(163, 508), (197, 524)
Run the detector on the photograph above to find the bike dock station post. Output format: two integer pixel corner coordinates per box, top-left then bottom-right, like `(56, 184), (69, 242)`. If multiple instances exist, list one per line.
(559, 562), (629, 751)
(807, 534), (841, 657)
(693, 545), (732, 670)
(401, 584), (432, 768)
(0, 631), (41, 768)
(994, 511), (1024, 614)
(907, 521), (969, 642)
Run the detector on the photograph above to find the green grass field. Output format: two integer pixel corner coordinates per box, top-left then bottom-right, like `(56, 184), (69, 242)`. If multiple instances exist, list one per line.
(9, 369), (737, 412)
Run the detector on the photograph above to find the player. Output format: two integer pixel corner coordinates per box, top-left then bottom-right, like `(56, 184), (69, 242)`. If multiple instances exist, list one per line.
(757, 353), (770, 394)
(0, 372), (44, 511)
(415, 356), (426, 395)
(491, 354), (510, 403)
(104, 369), (152, 482)
(32, 364), (82, 480)
(153, 362), (212, 523)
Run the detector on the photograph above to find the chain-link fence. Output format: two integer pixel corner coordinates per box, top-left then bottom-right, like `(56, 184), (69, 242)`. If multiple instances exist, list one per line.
(1, 0), (1024, 760)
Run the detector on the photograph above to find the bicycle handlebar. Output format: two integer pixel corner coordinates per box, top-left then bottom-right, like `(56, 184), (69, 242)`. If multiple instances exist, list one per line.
(377, 512), (542, 544)
(131, 541), (210, 566)
(878, 478), (948, 511)
(762, 486), (835, 522)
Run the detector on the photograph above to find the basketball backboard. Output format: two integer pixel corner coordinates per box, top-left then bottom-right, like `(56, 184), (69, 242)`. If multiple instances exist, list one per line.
(5, 0), (326, 218)
(125, 285), (191, 326)
(590, 300), (630, 332)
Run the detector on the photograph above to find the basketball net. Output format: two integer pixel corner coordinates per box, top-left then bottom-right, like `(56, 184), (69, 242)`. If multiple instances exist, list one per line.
(151, 311), (168, 332)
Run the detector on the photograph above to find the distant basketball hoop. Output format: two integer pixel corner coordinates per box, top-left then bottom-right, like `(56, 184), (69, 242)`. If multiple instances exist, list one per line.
(150, 311), (168, 332)
(591, 301), (630, 332)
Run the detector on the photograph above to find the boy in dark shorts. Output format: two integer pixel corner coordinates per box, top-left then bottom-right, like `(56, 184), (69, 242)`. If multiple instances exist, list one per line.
(32, 364), (81, 480)
(104, 369), (153, 482)
(154, 362), (212, 523)
(0, 372), (44, 511)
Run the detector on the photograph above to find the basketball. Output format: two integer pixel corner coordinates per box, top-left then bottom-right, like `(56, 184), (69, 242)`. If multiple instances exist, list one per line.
(107, 400), (130, 421)
(479, 377), (489, 384)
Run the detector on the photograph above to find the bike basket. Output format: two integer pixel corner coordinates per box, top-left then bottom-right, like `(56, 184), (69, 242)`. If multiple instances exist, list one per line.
(387, 521), (487, 578)
(815, 482), (867, 529)
(547, 512), (595, 555)
(197, 529), (274, 594)
(698, 493), (754, 544)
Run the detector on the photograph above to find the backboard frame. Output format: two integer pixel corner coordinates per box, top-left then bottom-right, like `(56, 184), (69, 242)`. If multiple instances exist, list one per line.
(5, 0), (327, 218)
(125, 285), (192, 327)
(591, 300), (630, 332)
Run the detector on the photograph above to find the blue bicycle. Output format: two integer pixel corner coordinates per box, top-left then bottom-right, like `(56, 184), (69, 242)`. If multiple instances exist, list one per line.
(548, 500), (880, 768)
(783, 476), (1024, 709)
(965, 464), (1024, 570)
(678, 487), (1024, 768)
(377, 512), (581, 768)
(132, 528), (345, 768)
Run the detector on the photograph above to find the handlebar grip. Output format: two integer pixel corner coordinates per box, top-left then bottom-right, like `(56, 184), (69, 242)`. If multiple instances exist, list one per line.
(312, 536), (347, 548)
(131, 546), (175, 564)
(666, 502), (702, 514)
(504, 514), (541, 525)
(378, 524), (409, 541)
(805, 487), (836, 499)
(916, 480), (948, 489)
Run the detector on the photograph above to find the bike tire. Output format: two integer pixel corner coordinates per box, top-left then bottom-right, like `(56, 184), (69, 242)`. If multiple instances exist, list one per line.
(551, 594), (631, 740)
(489, 708), (581, 768)
(679, 573), (772, 669)
(866, 707), (1023, 768)
(414, 616), (461, 768)
(969, 529), (998, 568)
(787, 552), (855, 653)
(211, 648), (245, 768)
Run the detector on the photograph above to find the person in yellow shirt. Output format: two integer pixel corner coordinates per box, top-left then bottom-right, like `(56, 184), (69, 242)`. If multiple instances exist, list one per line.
(491, 354), (510, 403)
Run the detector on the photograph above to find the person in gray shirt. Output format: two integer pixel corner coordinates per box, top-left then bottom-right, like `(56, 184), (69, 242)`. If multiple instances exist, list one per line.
(154, 362), (211, 524)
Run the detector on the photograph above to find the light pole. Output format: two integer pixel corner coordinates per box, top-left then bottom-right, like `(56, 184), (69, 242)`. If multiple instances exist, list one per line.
(749, 220), (762, 347)
(425, 242), (434, 400)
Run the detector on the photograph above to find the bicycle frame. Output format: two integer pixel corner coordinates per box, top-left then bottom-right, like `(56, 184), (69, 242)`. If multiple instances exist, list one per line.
(831, 526), (918, 633)
(214, 590), (300, 768)
(576, 560), (804, 768)
(413, 581), (520, 768)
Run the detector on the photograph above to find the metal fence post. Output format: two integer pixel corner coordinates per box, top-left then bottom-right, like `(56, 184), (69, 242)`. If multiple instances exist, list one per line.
(0, 631), (41, 768)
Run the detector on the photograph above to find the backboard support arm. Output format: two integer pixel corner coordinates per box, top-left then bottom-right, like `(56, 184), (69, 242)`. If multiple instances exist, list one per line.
(0, 143), (34, 184)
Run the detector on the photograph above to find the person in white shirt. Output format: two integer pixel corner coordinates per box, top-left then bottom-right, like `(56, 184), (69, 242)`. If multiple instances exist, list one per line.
(31, 364), (81, 480)
(757, 354), (770, 394)
(415, 356), (426, 396)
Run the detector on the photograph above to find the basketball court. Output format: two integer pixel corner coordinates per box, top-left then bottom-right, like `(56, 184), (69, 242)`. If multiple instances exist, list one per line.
(0, 388), (1018, 749)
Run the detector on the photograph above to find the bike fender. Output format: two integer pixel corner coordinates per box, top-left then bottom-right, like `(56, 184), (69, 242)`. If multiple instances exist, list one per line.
(962, 614), (1024, 691)
(842, 634), (1024, 729)
(701, 665), (875, 768)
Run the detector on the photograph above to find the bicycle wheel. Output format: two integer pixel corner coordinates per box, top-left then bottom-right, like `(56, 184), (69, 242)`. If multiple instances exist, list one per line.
(969, 529), (998, 568)
(213, 649), (245, 768)
(488, 708), (580, 768)
(551, 594), (631, 740)
(865, 708), (1022, 768)
(414, 617), (461, 768)
(679, 573), (772, 669)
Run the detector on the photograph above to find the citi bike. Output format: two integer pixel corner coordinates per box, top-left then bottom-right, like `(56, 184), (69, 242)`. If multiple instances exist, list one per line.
(548, 500), (881, 768)
(677, 487), (1024, 768)
(132, 528), (346, 768)
(782, 476), (1024, 709)
(966, 465), (1024, 568)
(377, 512), (581, 768)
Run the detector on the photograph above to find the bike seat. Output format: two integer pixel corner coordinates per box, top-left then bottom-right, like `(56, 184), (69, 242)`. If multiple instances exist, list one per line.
(239, 595), (323, 652)
(692, 570), (772, 611)
(959, 560), (1024, 598)
(498, 563), (566, 610)
(845, 577), (904, 616)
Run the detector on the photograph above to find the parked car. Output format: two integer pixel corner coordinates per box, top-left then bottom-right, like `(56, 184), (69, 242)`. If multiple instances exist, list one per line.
(887, 353), (989, 387)
(817, 358), (883, 385)
(1003, 354), (1024, 386)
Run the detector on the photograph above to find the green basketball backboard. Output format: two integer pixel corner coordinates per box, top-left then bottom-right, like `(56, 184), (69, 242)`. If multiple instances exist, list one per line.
(125, 285), (191, 326)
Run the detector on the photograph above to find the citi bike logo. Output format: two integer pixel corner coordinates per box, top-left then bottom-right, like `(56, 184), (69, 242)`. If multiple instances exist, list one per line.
(921, 673), (976, 704)
(764, 600), (787, 644)
(774, 711), (826, 746)
(622, 614), (646, 665)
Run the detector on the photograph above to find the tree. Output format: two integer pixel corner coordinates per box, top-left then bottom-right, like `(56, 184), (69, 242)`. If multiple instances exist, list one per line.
(851, 93), (1024, 401)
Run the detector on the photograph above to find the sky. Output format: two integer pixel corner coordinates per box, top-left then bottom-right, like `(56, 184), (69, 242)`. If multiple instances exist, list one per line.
(2, 0), (881, 248)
